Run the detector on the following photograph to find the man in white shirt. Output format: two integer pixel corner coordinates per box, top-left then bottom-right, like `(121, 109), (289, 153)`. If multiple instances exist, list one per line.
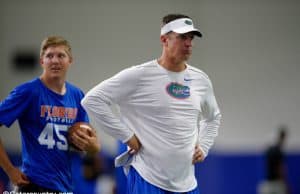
(82, 13), (221, 194)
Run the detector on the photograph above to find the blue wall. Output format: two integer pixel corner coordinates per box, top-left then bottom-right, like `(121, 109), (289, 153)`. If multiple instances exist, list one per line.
(1, 152), (299, 194)
(196, 152), (300, 194)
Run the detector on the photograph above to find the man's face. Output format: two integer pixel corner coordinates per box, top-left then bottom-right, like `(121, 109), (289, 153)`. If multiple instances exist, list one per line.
(165, 32), (195, 62)
(40, 45), (72, 80)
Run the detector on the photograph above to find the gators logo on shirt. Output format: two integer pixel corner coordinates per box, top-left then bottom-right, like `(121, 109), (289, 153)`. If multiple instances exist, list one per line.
(166, 82), (190, 99)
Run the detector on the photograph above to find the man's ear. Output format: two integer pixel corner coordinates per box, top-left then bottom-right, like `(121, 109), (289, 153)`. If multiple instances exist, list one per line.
(69, 56), (73, 64)
(160, 34), (168, 46)
(39, 57), (44, 67)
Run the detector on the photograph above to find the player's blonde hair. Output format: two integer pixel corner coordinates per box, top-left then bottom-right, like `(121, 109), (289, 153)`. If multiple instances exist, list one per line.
(40, 36), (72, 58)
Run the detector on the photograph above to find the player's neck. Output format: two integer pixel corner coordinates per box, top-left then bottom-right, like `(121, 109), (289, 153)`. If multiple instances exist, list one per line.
(40, 76), (66, 95)
(157, 56), (186, 72)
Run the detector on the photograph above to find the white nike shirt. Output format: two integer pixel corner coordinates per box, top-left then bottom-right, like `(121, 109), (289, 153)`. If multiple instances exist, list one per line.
(81, 60), (221, 192)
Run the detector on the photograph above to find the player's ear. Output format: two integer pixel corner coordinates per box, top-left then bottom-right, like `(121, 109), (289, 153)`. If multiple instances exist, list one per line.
(160, 34), (168, 46)
(39, 57), (44, 66)
(69, 56), (73, 64)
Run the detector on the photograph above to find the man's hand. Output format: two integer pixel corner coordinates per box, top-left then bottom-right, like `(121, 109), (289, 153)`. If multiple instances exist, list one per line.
(192, 145), (205, 164)
(71, 129), (100, 155)
(126, 134), (141, 154)
(7, 166), (30, 186)
(0, 139), (29, 187)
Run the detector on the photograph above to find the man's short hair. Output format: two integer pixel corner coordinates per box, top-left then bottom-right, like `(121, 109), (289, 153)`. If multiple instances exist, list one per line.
(162, 14), (192, 26)
(40, 36), (72, 58)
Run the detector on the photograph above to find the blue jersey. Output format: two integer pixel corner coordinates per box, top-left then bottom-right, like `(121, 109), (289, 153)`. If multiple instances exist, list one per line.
(0, 78), (88, 192)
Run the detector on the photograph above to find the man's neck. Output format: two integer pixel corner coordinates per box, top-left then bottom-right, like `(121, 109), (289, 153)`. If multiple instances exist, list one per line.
(40, 76), (66, 95)
(157, 56), (186, 72)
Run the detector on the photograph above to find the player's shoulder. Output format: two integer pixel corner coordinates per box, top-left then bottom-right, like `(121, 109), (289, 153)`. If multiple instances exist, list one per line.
(14, 78), (41, 94)
(130, 60), (157, 71)
(120, 60), (157, 77)
(65, 81), (82, 91)
(16, 77), (39, 87)
(135, 60), (157, 69)
(187, 65), (211, 80)
(65, 82), (85, 96)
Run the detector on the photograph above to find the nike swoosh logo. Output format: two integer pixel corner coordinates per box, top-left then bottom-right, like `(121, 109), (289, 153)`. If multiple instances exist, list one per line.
(184, 78), (193, 81)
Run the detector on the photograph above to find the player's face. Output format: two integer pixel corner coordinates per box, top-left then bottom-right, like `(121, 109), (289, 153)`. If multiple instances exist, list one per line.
(165, 32), (194, 62)
(40, 45), (72, 80)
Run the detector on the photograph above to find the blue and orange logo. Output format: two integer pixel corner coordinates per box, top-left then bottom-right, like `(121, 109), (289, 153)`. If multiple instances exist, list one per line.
(166, 82), (190, 99)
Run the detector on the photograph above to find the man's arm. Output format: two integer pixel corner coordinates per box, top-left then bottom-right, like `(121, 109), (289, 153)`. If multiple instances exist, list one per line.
(196, 79), (222, 161)
(0, 137), (30, 186)
(81, 66), (142, 150)
(69, 127), (101, 155)
(126, 134), (141, 153)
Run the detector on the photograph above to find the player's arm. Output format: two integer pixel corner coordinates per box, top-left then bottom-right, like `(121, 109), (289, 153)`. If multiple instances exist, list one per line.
(71, 127), (101, 155)
(192, 145), (205, 164)
(0, 84), (33, 184)
(81, 66), (142, 148)
(195, 79), (221, 163)
(126, 134), (141, 154)
(0, 138), (30, 186)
